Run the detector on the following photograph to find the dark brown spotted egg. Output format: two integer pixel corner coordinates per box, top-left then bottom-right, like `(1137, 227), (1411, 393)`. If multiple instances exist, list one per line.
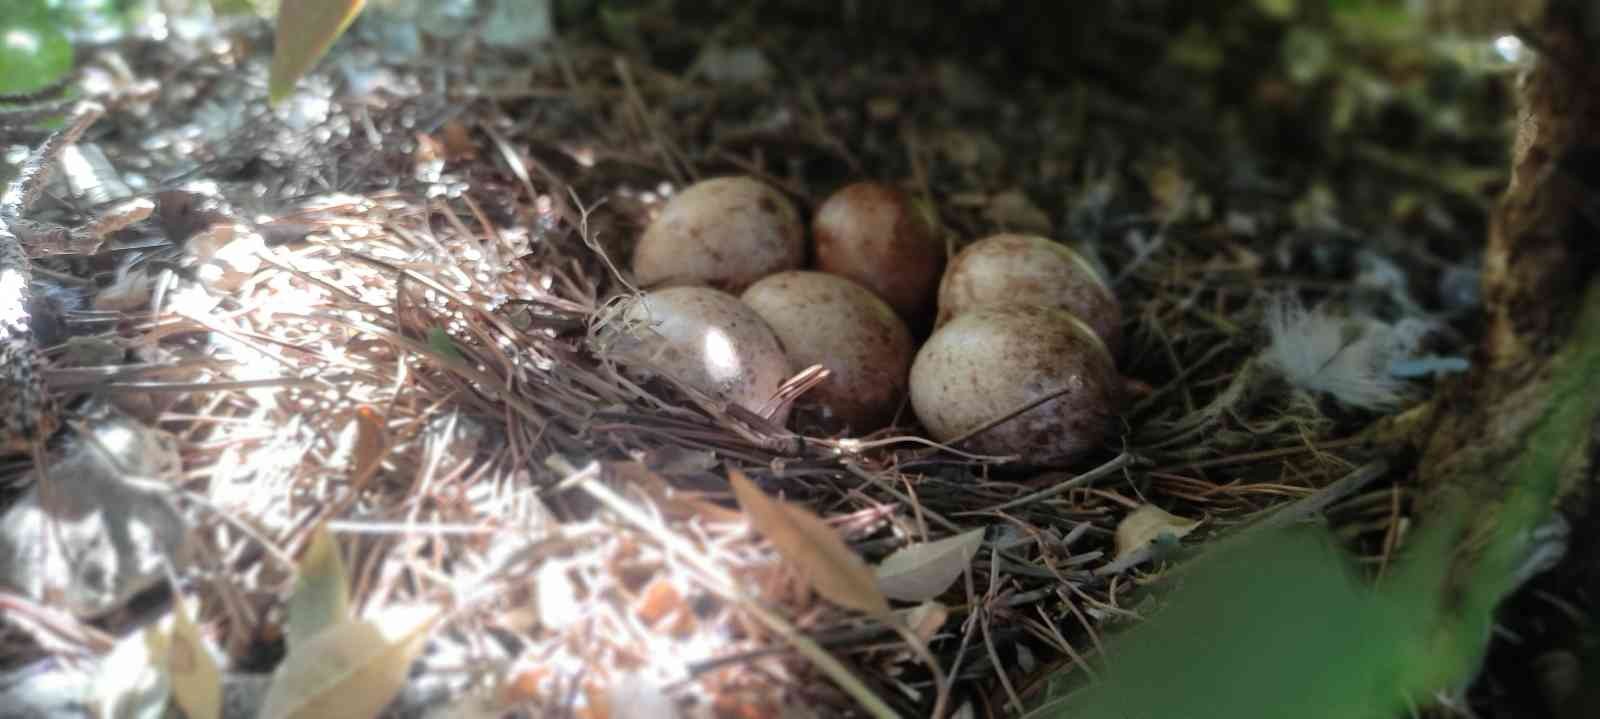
(631, 176), (804, 293)
(909, 305), (1120, 465)
(936, 233), (1122, 354)
(811, 181), (944, 322)
(604, 286), (794, 426)
(740, 271), (915, 433)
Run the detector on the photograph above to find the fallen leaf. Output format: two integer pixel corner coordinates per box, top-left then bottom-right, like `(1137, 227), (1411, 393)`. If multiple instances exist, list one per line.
(413, 132), (444, 165)
(607, 674), (681, 719)
(440, 121), (479, 161)
(535, 560), (583, 631)
(351, 405), (388, 482)
(260, 603), (444, 719)
(1113, 505), (1201, 562)
(728, 470), (890, 617)
(286, 524), (350, 650)
(0, 412), (187, 616)
(167, 599), (222, 719)
(984, 189), (1053, 234)
(96, 625), (169, 719)
(640, 446), (720, 476)
(1147, 161), (1191, 222)
(865, 96), (899, 121)
(689, 44), (775, 86)
(904, 601), (950, 646)
(268, 0), (367, 104)
(633, 577), (696, 636)
(875, 529), (985, 602)
(608, 461), (742, 524)
(93, 267), (155, 311)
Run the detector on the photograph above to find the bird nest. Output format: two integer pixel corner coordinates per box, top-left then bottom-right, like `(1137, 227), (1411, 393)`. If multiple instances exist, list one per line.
(0, 6), (1510, 718)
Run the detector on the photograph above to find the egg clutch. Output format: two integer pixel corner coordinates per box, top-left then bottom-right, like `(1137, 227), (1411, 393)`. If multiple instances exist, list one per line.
(601, 175), (1124, 467)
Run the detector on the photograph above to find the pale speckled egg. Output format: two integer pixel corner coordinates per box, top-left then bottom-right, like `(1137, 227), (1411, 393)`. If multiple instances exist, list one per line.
(909, 305), (1120, 465)
(631, 176), (805, 293)
(607, 286), (794, 425)
(936, 233), (1122, 353)
(812, 181), (944, 322)
(740, 271), (915, 432)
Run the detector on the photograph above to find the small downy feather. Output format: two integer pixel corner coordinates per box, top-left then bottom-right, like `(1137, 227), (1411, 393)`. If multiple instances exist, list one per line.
(1260, 294), (1434, 411)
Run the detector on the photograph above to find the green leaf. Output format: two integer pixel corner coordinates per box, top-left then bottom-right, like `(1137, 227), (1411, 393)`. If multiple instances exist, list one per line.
(426, 327), (466, 363)
(0, 15), (73, 94)
(211, 0), (269, 17)
(268, 0), (366, 105)
(1024, 525), (1420, 719)
(286, 524), (352, 649)
(1254, 0), (1296, 19)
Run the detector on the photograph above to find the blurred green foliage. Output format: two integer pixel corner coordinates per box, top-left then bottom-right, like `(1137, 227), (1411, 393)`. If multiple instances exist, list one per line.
(1023, 522), (1440, 719)
(266, 0), (365, 104)
(0, 0), (154, 94)
(0, 1), (75, 93)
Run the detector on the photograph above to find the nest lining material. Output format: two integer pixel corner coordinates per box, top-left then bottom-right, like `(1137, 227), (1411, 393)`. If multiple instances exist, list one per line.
(0, 14), (1488, 718)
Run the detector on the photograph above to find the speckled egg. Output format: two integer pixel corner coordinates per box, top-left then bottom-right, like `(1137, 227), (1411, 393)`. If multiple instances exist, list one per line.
(605, 286), (794, 425)
(740, 271), (915, 432)
(936, 233), (1122, 353)
(812, 181), (944, 321)
(631, 176), (805, 293)
(909, 305), (1120, 465)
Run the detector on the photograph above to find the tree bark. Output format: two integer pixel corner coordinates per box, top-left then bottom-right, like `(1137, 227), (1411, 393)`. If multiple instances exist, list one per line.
(1418, 1), (1598, 527)
(1407, 0), (1600, 696)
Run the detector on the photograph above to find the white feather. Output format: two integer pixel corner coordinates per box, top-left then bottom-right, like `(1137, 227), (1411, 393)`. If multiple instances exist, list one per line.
(1260, 294), (1434, 410)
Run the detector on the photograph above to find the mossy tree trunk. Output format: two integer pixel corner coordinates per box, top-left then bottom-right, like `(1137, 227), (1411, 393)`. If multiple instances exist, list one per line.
(1406, 0), (1600, 698)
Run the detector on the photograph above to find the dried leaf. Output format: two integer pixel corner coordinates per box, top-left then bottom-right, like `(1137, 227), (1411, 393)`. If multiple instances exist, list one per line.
(167, 599), (222, 719)
(352, 406), (388, 481)
(640, 446), (720, 476)
(94, 267), (155, 311)
(95, 625), (169, 719)
(690, 44), (775, 86)
(440, 121), (479, 162)
(1113, 505), (1201, 562)
(268, 0), (367, 104)
(413, 132), (444, 165)
(607, 674), (682, 719)
(0, 413), (186, 616)
(633, 577), (691, 632)
(286, 524), (350, 649)
(875, 529), (985, 602)
(1148, 162), (1192, 222)
(535, 560), (583, 631)
(983, 189), (1053, 234)
(260, 604), (443, 719)
(608, 461), (743, 524)
(904, 601), (950, 646)
(728, 470), (890, 616)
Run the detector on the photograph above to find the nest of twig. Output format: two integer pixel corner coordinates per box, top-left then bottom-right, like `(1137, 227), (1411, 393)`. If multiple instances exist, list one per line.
(0, 5), (1512, 718)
